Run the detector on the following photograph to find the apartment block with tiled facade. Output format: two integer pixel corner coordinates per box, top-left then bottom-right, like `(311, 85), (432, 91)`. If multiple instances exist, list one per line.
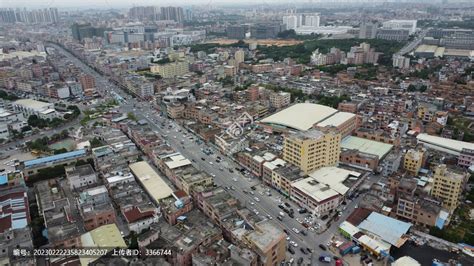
(431, 164), (468, 212)
(282, 127), (341, 174)
(403, 149), (425, 175)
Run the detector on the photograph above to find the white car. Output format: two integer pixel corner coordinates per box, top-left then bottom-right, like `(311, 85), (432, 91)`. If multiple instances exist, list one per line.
(286, 236), (290, 241)
(209, 162), (213, 165)
(253, 209), (259, 215)
(233, 178), (237, 182)
(290, 241), (298, 247)
(254, 197), (260, 202)
(292, 228), (299, 234)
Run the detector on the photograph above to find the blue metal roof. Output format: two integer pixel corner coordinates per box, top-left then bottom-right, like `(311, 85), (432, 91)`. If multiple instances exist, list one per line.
(0, 175), (7, 185)
(24, 149), (86, 168)
(358, 212), (412, 246)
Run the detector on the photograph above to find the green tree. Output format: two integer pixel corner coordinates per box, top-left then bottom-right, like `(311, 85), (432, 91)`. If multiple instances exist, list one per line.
(127, 112), (137, 121)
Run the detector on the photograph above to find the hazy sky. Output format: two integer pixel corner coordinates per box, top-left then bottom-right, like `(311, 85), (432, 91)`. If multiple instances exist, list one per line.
(2, 0), (290, 9)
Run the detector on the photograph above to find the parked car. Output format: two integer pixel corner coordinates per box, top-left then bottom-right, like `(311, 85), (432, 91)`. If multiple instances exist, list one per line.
(300, 248), (307, 254)
(288, 246), (295, 254)
(297, 257), (303, 265)
(319, 244), (327, 251)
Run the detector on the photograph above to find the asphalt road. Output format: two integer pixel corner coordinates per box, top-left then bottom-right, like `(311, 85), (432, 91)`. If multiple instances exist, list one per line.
(46, 42), (372, 265)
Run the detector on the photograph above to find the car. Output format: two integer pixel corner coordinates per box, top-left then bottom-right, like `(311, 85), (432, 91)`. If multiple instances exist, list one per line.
(250, 202), (255, 205)
(254, 197), (260, 202)
(191, 159), (196, 162)
(278, 205), (284, 210)
(253, 209), (259, 215)
(228, 169), (234, 173)
(283, 229), (289, 234)
(219, 167), (224, 171)
(288, 247), (295, 254)
(249, 191), (254, 195)
(300, 248), (307, 254)
(233, 178), (237, 182)
(284, 202), (291, 208)
(292, 228), (299, 234)
(288, 213), (294, 218)
(297, 257), (303, 265)
(277, 216), (283, 221)
(286, 236), (290, 241)
(321, 215), (329, 220)
(211, 174), (216, 177)
(201, 158), (205, 161)
(301, 230), (307, 236)
(319, 244), (327, 251)
(298, 208), (307, 214)
(231, 186), (236, 190)
(209, 162), (213, 165)
(306, 248), (312, 253)
(266, 215), (272, 220)
(290, 241), (298, 247)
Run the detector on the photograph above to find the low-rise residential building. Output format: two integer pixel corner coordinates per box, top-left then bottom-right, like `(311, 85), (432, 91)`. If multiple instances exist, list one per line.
(160, 191), (193, 225)
(78, 185), (117, 231)
(65, 164), (97, 190)
(122, 206), (159, 233)
(291, 167), (362, 217)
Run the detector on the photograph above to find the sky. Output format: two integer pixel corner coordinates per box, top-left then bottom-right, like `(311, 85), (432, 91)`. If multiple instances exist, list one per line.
(2, 0), (278, 9)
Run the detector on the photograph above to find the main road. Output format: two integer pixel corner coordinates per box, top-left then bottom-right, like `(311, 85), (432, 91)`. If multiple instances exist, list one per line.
(46, 42), (369, 265)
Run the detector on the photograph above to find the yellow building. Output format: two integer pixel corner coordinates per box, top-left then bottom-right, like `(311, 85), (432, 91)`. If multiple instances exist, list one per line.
(431, 164), (468, 212)
(242, 220), (287, 266)
(79, 223), (127, 266)
(403, 149), (424, 175)
(150, 61), (189, 78)
(234, 49), (245, 64)
(283, 127), (341, 174)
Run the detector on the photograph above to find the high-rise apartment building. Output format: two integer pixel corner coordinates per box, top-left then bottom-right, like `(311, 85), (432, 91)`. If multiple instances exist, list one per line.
(128, 6), (160, 21)
(283, 128), (341, 174)
(282, 12), (320, 30)
(431, 164), (468, 212)
(359, 22), (378, 39)
(160, 6), (184, 23)
(0, 8), (58, 24)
